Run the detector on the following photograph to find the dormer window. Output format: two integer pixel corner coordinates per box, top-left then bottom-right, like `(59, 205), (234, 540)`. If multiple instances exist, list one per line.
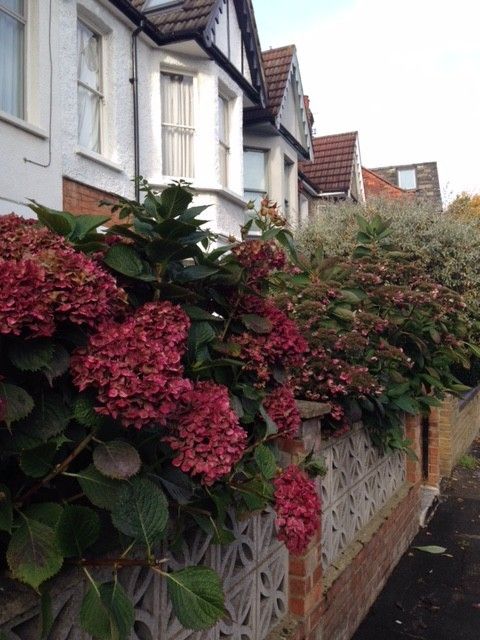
(398, 168), (417, 190)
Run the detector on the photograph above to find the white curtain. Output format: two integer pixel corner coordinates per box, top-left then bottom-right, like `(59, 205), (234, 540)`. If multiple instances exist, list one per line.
(0, 3), (24, 118)
(77, 21), (101, 153)
(161, 74), (194, 178)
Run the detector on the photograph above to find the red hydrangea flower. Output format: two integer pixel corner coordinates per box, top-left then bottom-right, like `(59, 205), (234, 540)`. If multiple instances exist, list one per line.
(165, 381), (247, 486)
(0, 258), (55, 337)
(70, 301), (192, 429)
(273, 465), (321, 555)
(264, 385), (301, 439)
(0, 214), (126, 337)
(232, 295), (308, 384)
(232, 239), (286, 282)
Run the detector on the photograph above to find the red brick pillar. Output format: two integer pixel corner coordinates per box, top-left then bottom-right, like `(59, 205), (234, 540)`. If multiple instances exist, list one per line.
(426, 409), (441, 487)
(288, 529), (324, 639)
(405, 414), (422, 484)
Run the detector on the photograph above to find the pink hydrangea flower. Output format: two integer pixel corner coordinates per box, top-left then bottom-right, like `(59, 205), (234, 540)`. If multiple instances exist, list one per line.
(165, 381), (247, 486)
(70, 301), (191, 429)
(232, 295), (308, 384)
(273, 465), (320, 555)
(232, 239), (286, 282)
(264, 385), (301, 439)
(0, 214), (126, 337)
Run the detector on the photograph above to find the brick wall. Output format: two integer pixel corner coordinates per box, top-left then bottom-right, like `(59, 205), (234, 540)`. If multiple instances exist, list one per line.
(62, 177), (119, 217)
(362, 167), (412, 202)
(276, 410), (423, 640)
(437, 391), (480, 476)
(369, 162), (442, 211)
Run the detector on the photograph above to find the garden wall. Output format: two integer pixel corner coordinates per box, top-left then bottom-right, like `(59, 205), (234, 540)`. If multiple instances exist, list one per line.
(0, 410), (426, 640)
(437, 390), (480, 477)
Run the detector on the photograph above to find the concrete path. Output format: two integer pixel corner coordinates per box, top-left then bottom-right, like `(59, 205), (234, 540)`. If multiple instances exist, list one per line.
(353, 437), (480, 640)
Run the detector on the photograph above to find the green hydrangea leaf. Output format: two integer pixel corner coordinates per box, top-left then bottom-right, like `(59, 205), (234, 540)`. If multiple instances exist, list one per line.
(8, 339), (55, 372)
(111, 477), (168, 551)
(6, 517), (63, 590)
(20, 443), (58, 478)
(77, 465), (123, 510)
(80, 581), (134, 640)
(0, 383), (35, 427)
(56, 505), (100, 557)
(0, 484), (13, 533)
(254, 444), (277, 480)
(166, 567), (226, 630)
(93, 441), (141, 480)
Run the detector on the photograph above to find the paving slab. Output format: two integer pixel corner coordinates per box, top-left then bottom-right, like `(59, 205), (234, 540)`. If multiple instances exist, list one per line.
(353, 437), (480, 640)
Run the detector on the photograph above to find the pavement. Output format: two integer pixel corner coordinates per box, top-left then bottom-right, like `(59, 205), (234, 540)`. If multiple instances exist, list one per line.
(353, 436), (480, 640)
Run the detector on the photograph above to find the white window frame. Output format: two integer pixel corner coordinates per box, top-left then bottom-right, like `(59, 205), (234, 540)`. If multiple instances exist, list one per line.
(397, 167), (417, 190)
(243, 147), (268, 206)
(0, 0), (27, 120)
(77, 18), (105, 155)
(218, 94), (230, 188)
(160, 70), (196, 180)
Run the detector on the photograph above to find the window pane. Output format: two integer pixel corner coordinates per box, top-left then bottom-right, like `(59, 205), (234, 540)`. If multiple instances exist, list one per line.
(398, 168), (417, 190)
(244, 150), (266, 191)
(0, 11), (23, 117)
(218, 95), (228, 145)
(219, 144), (228, 187)
(161, 73), (194, 178)
(0, 0), (24, 15)
(78, 85), (101, 152)
(77, 22), (101, 92)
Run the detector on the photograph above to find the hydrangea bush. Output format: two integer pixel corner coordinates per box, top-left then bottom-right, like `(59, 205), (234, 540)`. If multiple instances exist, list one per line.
(281, 215), (477, 448)
(0, 184), (321, 639)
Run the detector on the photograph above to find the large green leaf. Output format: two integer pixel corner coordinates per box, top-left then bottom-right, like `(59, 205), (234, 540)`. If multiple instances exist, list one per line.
(73, 395), (103, 428)
(8, 339), (55, 372)
(166, 567), (225, 630)
(188, 322), (216, 351)
(254, 444), (277, 480)
(104, 244), (144, 277)
(240, 314), (273, 334)
(111, 477), (168, 550)
(27, 393), (71, 441)
(0, 383), (34, 427)
(0, 484), (12, 533)
(176, 265), (219, 282)
(29, 203), (75, 237)
(160, 184), (193, 217)
(7, 517), (63, 590)
(70, 214), (111, 240)
(77, 465), (123, 510)
(20, 443), (57, 478)
(80, 581), (134, 640)
(56, 506), (100, 557)
(93, 441), (141, 480)
(24, 503), (63, 529)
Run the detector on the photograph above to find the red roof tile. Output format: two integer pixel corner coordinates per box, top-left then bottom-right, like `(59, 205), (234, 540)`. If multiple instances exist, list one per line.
(261, 45), (295, 117)
(300, 132), (357, 194)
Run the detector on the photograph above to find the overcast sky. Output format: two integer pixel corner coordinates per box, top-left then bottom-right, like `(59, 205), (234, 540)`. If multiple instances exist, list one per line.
(253, 0), (480, 203)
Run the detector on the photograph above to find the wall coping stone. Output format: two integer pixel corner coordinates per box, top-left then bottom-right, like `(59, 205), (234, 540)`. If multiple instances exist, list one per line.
(296, 400), (331, 420)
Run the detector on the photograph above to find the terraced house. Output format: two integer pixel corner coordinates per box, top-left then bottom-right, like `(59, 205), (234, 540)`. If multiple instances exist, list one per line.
(0, 0), (313, 239)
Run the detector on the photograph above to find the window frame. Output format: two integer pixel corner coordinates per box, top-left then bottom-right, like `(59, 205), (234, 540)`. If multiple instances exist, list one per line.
(76, 18), (105, 154)
(283, 155), (294, 217)
(397, 167), (417, 190)
(0, 0), (27, 120)
(218, 93), (230, 188)
(160, 70), (196, 180)
(243, 147), (268, 206)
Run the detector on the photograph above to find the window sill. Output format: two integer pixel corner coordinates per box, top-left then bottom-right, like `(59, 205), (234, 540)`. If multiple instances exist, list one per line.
(194, 186), (247, 208)
(0, 111), (48, 139)
(76, 148), (123, 173)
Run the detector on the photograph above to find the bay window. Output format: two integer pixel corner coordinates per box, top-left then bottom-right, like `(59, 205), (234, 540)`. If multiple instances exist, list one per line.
(77, 20), (103, 153)
(0, 0), (25, 118)
(161, 72), (194, 178)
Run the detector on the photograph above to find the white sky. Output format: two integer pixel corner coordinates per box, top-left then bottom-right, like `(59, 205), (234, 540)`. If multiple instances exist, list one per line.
(253, 0), (480, 202)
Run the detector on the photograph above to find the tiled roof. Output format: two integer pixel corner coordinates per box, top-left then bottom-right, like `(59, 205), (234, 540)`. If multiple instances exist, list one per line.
(362, 168), (411, 201)
(261, 45), (295, 117)
(299, 132), (357, 193)
(146, 0), (217, 36)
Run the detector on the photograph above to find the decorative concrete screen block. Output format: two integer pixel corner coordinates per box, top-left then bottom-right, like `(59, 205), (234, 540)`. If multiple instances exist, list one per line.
(321, 424), (406, 569)
(0, 510), (287, 640)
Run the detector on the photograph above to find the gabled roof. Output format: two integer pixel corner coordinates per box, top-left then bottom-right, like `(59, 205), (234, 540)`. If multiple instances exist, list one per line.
(244, 44), (312, 160)
(362, 168), (411, 201)
(119, 0), (266, 105)
(300, 132), (358, 194)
